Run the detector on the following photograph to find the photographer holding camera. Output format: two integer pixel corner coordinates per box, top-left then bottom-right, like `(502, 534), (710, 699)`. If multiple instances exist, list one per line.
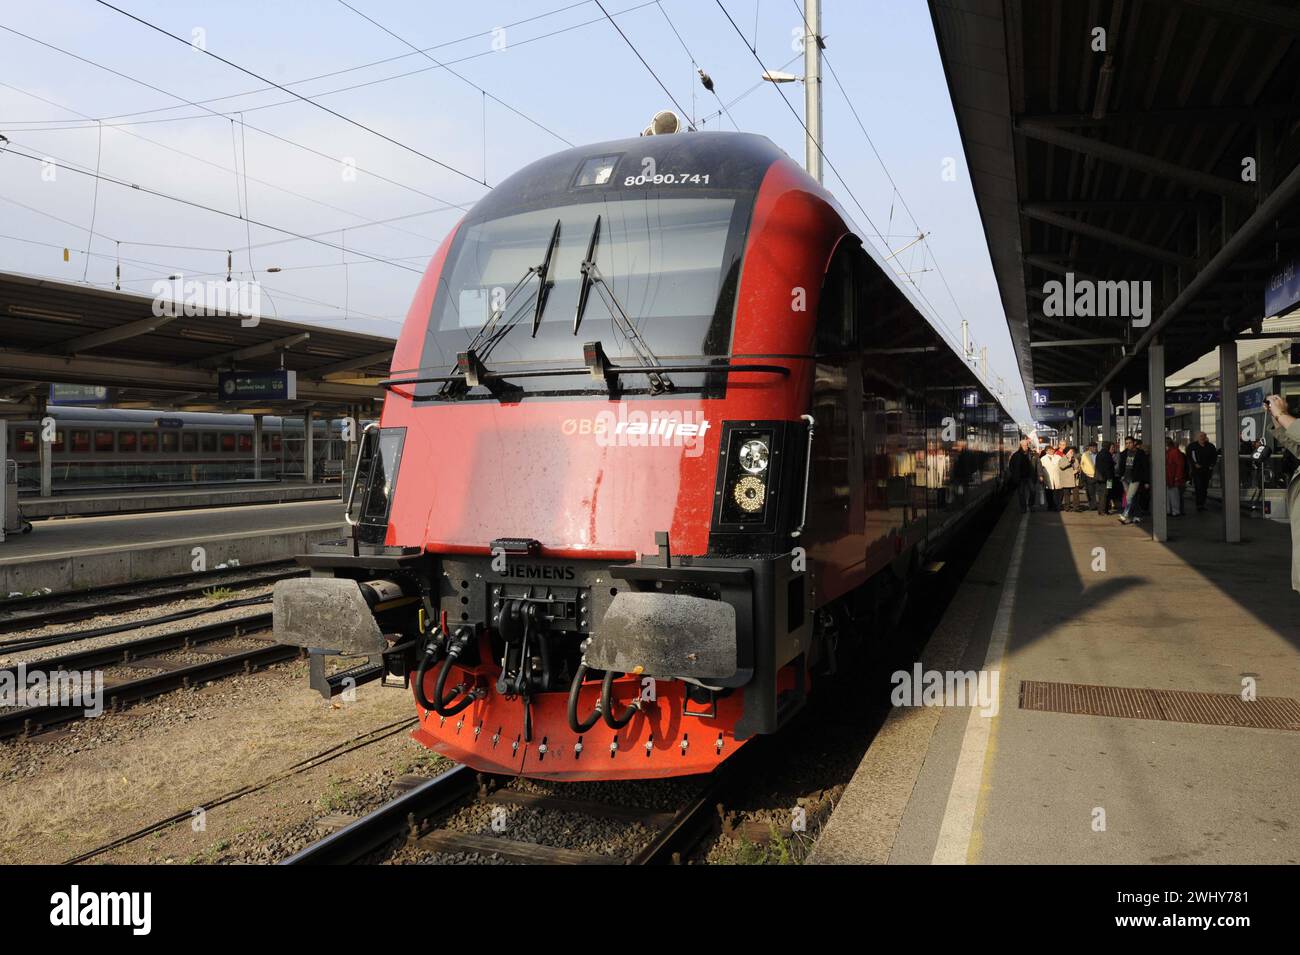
(1266, 394), (1300, 594)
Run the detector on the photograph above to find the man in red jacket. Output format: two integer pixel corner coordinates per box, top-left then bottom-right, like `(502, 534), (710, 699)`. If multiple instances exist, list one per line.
(1165, 437), (1187, 516)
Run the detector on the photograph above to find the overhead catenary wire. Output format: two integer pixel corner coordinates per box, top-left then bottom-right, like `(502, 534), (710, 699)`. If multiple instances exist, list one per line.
(0, 81), (468, 255)
(0, 137), (442, 268)
(1, 0), (623, 129)
(335, 0), (574, 149)
(792, 0), (1016, 400)
(0, 144), (425, 275)
(715, 0), (994, 387)
(0, 28), (479, 213)
(654, 0), (741, 131)
(593, 0), (696, 125)
(92, 0), (488, 188)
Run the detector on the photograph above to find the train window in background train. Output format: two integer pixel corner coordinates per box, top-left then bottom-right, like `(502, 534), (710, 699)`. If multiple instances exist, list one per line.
(14, 428), (37, 453)
(201, 432), (217, 453)
(261, 434), (271, 453)
(52, 430), (64, 452)
(94, 430), (115, 453)
(160, 432), (179, 453)
(182, 432), (197, 453)
(70, 430), (90, 453)
(270, 434), (282, 452)
(119, 431), (138, 452)
(140, 432), (157, 452)
(237, 433), (252, 453)
(220, 433), (235, 452)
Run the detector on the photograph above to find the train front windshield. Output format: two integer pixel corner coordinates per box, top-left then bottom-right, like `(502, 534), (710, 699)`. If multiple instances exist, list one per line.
(419, 193), (751, 396)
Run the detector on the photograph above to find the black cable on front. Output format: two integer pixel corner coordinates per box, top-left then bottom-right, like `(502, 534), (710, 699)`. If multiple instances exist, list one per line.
(414, 632), (476, 718)
(567, 663), (602, 733)
(600, 668), (639, 729)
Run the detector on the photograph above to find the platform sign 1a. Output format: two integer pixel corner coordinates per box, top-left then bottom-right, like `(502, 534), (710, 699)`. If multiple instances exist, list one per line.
(218, 370), (297, 401)
(1265, 257), (1300, 317)
(1031, 388), (1050, 406)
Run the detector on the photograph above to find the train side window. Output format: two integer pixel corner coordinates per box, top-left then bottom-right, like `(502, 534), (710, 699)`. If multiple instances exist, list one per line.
(182, 432), (197, 453)
(201, 432), (217, 453)
(140, 432), (157, 452)
(94, 430), (115, 452)
(70, 430), (90, 453)
(220, 433), (235, 452)
(160, 431), (179, 453)
(237, 433), (252, 453)
(52, 430), (64, 453)
(14, 428), (36, 453)
(816, 245), (857, 353)
(271, 434), (282, 452)
(119, 431), (138, 452)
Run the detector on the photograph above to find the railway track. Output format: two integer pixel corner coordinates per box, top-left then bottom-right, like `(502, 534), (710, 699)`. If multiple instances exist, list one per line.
(0, 560), (304, 635)
(64, 717), (419, 864)
(0, 613), (296, 739)
(283, 760), (737, 866)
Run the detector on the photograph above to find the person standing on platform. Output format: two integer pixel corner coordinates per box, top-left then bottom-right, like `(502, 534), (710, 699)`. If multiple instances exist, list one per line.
(1165, 437), (1186, 517)
(1079, 442), (1098, 511)
(1266, 395), (1300, 593)
(1119, 436), (1150, 525)
(1008, 437), (1038, 513)
(1094, 441), (1117, 515)
(1056, 441), (1078, 510)
(1040, 446), (1059, 511)
(1188, 432), (1218, 511)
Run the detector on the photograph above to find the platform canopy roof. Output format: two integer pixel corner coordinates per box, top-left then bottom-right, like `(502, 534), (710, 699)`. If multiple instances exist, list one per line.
(929, 0), (1300, 410)
(0, 271), (396, 414)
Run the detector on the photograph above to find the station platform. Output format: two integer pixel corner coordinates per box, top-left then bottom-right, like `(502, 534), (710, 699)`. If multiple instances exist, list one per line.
(18, 482), (342, 519)
(811, 497), (1300, 865)
(0, 500), (345, 597)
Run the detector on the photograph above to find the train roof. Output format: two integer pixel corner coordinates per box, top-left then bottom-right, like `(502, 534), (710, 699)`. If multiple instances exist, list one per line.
(463, 131), (801, 224)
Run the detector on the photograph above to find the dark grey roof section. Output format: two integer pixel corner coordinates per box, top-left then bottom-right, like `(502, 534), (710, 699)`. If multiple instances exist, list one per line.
(928, 0), (1300, 405)
(0, 271), (393, 413)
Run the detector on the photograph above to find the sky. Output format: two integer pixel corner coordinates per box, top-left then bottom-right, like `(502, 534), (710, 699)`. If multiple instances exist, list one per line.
(0, 0), (1030, 422)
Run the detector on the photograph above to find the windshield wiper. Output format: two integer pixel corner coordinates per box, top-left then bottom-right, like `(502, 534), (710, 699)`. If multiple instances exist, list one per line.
(572, 214), (673, 394)
(440, 218), (561, 397)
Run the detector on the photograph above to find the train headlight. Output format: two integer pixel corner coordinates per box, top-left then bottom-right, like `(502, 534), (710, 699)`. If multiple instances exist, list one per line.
(733, 475), (766, 512)
(737, 438), (769, 474)
(714, 424), (779, 527)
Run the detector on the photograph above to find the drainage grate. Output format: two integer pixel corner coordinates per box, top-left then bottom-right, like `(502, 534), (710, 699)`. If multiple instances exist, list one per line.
(1018, 680), (1300, 731)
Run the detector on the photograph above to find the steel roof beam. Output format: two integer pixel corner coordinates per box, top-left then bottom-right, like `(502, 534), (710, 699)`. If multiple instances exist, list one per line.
(1083, 160), (1300, 405)
(195, 332), (311, 369)
(308, 349), (394, 379)
(1147, 0), (1300, 34)
(49, 313), (181, 355)
(1030, 338), (1125, 347)
(1022, 205), (1193, 266)
(1016, 121), (1256, 202)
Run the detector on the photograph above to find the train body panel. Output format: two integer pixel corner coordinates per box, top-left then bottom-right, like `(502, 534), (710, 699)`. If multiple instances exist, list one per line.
(274, 131), (1014, 781)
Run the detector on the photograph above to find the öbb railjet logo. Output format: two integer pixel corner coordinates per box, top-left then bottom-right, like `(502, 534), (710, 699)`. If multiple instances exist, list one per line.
(49, 885), (151, 935)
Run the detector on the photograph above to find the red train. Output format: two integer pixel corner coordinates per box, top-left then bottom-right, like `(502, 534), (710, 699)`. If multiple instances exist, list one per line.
(274, 130), (1013, 780)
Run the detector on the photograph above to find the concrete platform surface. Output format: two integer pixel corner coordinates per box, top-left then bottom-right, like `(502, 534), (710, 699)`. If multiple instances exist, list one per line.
(812, 499), (1300, 865)
(19, 482), (342, 519)
(0, 500), (346, 597)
